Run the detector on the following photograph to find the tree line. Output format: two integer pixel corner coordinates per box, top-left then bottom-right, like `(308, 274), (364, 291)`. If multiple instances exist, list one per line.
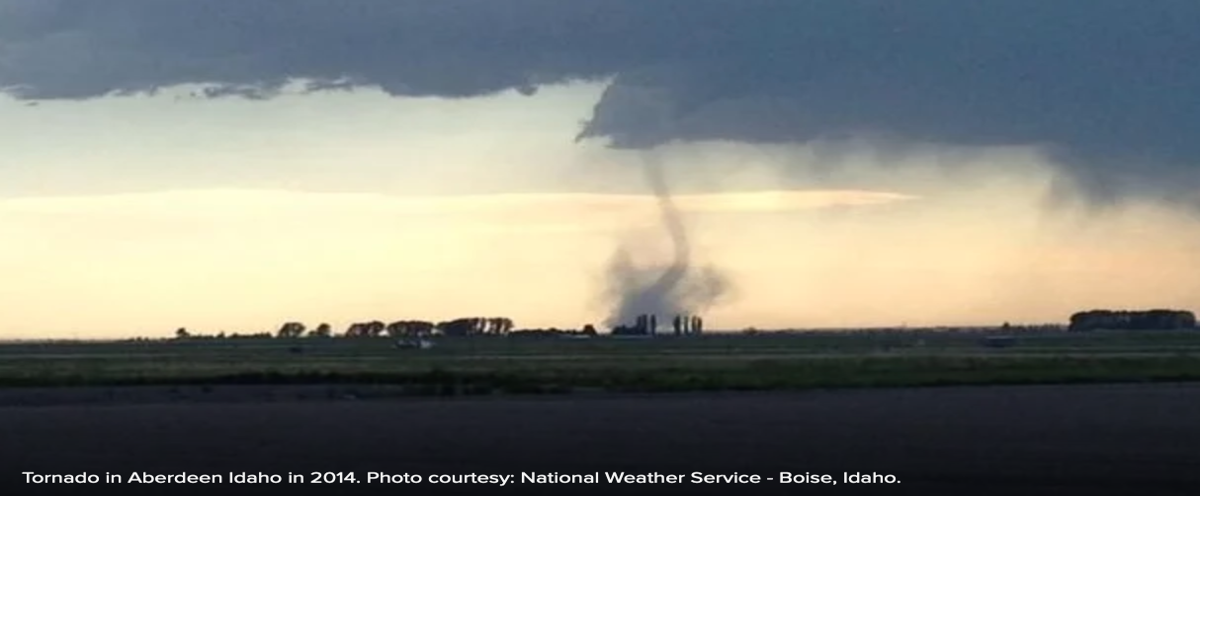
(1068, 309), (1197, 332)
(284, 317), (515, 339)
(172, 318), (517, 340)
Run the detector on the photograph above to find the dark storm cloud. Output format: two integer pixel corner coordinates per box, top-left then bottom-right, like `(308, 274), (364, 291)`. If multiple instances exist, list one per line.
(0, 0), (1197, 200)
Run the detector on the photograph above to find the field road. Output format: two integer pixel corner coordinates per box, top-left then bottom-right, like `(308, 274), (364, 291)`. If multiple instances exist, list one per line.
(0, 383), (1198, 495)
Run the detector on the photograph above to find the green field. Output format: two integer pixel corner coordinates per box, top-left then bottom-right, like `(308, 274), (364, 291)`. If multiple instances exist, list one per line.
(0, 329), (1198, 393)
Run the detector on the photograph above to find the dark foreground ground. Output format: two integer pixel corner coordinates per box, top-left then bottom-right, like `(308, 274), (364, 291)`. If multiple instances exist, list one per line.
(0, 382), (1198, 495)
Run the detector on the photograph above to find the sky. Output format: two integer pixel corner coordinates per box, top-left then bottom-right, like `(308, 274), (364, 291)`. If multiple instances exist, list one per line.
(0, 0), (1199, 338)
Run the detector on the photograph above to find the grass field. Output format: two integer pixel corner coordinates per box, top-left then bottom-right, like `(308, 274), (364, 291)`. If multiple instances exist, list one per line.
(0, 329), (1197, 393)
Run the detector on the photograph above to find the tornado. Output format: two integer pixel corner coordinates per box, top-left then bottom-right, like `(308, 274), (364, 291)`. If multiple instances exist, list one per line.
(635, 150), (691, 305)
(604, 150), (732, 328)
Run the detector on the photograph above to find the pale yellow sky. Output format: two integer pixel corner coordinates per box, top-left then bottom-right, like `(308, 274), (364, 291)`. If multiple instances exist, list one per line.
(0, 83), (1199, 338)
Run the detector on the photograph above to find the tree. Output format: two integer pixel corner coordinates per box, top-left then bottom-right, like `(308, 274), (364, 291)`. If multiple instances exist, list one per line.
(386, 321), (409, 338)
(175, 327), (190, 340)
(277, 322), (307, 338)
(344, 321), (386, 337)
(312, 323), (332, 338)
(407, 321), (435, 337)
(438, 318), (472, 337)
